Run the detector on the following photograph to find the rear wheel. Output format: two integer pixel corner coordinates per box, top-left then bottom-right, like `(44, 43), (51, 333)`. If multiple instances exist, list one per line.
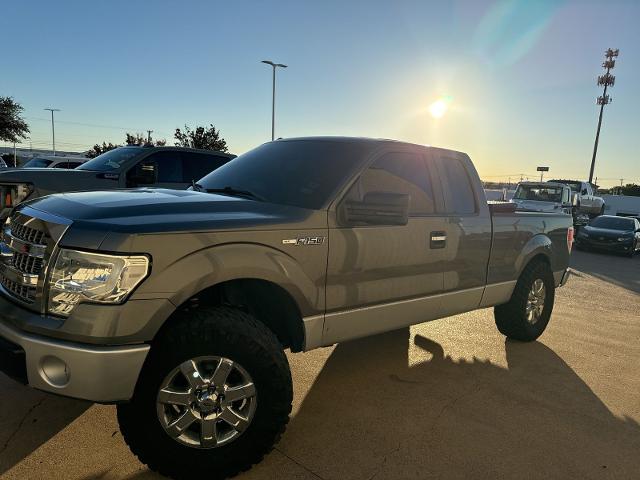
(117, 306), (293, 480)
(494, 260), (555, 342)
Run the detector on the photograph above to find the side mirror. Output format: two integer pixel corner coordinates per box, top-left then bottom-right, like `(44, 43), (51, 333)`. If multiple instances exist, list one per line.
(570, 192), (579, 206)
(341, 192), (410, 226)
(130, 161), (157, 186)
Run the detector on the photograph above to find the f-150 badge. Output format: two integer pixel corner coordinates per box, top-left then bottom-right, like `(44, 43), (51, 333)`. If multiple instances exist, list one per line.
(282, 236), (326, 246)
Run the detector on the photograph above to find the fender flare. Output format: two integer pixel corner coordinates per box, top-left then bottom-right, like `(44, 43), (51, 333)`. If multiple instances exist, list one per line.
(140, 242), (321, 319)
(515, 234), (553, 277)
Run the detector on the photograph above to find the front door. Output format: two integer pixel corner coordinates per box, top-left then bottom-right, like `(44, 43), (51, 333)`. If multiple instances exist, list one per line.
(323, 147), (448, 344)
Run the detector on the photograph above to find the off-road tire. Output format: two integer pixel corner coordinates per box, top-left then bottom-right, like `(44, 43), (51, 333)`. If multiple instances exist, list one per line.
(117, 306), (293, 480)
(494, 260), (555, 342)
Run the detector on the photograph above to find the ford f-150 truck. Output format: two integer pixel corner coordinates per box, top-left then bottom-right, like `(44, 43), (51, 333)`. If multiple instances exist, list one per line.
(0, 137), (573, 480)
(0, 146), (235, 219)
(511, 181), (573, 214)
(548, 179), (605, 217)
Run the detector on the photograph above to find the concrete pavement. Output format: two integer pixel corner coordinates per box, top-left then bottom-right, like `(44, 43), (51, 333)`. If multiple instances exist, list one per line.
(1, 249), (639, 479)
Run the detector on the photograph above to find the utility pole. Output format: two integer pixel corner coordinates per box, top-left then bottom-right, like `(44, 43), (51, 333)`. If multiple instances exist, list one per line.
(44, 108), (61, 156)
(261, 60), (288, 141)
(588, 49), (619, 184)
(147, 130), (153, 144)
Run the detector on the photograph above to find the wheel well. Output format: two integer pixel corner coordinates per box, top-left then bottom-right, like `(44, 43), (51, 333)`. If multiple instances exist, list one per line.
(165, 279), (305, 352)
(524, 253), (550, 273)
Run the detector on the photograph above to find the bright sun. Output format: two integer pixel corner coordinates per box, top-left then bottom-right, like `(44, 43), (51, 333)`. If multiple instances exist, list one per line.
(429, 99), (448, 118)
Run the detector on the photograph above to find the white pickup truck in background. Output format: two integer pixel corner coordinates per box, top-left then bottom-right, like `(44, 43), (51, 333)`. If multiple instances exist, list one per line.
(549, 179), (605, 217)
(511, 182), (573, 214)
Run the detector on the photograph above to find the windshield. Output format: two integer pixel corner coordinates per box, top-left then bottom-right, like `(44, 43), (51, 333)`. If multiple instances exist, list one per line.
(513, 185), (563, 202)
(77, 147), (140, 172)
(197, 140), (371, 209)
(589, 216), (634, 231)
(550, 180), (581, 192)
(22, 158), (53, 168)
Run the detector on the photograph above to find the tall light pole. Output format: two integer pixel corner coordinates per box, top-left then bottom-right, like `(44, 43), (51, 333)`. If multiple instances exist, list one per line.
(261, 60), (287, 141)
(588, 48), (619, 184)
(44, 108), (61, 156)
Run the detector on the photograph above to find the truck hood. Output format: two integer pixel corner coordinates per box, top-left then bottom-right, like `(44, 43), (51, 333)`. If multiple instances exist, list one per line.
(511, 199), (563, 212)
(23, 188), (318, 234)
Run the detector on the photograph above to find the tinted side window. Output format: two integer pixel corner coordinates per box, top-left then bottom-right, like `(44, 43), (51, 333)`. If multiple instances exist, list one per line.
(437, 156), (477, 214)
(146, 151), (183, 183)
(347, 151), (435, 215)
(182, 153), (227, 182)
(53, 162), (82, 169)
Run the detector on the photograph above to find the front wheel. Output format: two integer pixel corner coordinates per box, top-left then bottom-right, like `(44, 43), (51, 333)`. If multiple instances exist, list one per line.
(117, 306), (293, 480)
(494, 260), (555, 342)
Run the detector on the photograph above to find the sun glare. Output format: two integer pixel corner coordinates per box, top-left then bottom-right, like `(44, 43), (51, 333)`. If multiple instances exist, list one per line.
(429, 99), (448, 118)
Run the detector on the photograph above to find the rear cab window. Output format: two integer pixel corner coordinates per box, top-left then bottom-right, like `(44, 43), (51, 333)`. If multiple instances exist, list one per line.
(181, 152), (229, 183)
(434, 154), (478, 215)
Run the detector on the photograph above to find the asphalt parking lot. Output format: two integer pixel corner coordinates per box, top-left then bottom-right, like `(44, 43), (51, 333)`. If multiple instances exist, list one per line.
(1, 249), (639, 480)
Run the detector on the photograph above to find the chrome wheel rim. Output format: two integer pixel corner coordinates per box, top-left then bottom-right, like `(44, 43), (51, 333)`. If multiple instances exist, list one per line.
(526, 279), (546, 324)
(156, 356), (257, 449)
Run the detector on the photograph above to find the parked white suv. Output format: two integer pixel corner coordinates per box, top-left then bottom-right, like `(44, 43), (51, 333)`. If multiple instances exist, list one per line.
(549, 179), (605, 217)
(22, 155), (87, 169)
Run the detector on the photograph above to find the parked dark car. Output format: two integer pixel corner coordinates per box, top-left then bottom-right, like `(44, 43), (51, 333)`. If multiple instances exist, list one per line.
(575, 215), (640, 257)
(0, 146), (235, 218)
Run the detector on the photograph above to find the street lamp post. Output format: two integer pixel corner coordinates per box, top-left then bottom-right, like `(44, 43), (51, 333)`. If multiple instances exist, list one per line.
(44, 108), (61, 156)
(261, 60), (287, 141)
(588, 48), (619, 184)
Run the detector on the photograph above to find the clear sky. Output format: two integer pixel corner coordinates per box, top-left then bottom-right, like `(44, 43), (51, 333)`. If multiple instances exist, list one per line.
(2, 0), (638, 187)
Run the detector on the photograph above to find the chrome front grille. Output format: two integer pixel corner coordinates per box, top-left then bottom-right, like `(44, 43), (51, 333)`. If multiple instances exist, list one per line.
(9, 218), (45, 245)
(12, 252), (44, 275)
(1, 276), (34, 303)
(0, 214), (49, 304)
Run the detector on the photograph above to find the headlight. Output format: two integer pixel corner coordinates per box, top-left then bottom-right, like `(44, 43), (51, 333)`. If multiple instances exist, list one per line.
(617, 237), (631, 242)
(48, 249), (150, 317)
(0, 184), (33, 209)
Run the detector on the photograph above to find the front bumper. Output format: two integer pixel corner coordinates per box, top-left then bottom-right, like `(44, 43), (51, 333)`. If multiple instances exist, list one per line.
(575, 237), (634, 254)
(0, 317), (149, 403)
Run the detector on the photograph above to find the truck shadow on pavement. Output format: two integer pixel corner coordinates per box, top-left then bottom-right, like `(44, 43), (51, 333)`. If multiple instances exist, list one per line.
(0, 375), (90, 475)
(570, 249), (640, 294)
(272, 328), (640, 480)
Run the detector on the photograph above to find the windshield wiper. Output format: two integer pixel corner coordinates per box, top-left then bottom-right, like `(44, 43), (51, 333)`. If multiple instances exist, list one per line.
(205, 186), (265, 202)
(191, 180), (205, 192)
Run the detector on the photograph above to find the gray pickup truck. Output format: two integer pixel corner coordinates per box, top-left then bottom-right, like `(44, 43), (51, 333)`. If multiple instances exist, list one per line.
(0, 137), (573, 480)
(0, 146), (235, 218)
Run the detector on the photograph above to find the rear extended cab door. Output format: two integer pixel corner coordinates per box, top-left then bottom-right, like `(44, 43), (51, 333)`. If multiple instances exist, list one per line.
(430, 150), (492, 317)
(323, 144), (449, 344)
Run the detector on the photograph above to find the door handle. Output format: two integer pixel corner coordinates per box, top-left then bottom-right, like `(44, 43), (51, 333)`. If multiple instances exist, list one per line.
(430, 231), (447, 249)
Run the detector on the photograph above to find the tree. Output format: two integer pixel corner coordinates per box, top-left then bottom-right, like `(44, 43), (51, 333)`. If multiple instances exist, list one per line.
(0, 97), (30, 143)
(85, 133), (166, 158)
(174, 124), (228, 152)
(85, 142), (119, 159)
(620, 184), (640, 197)
(125, 133), (166, 147)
